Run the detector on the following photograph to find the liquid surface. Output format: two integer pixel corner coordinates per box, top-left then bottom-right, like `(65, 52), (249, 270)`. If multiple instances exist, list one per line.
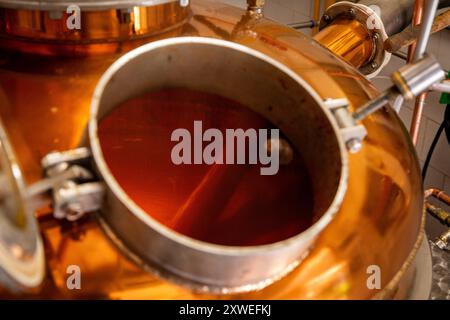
(98, 89), (314, 246)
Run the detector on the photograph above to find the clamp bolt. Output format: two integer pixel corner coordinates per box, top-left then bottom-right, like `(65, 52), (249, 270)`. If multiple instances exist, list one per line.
(346, 138), (363, 153)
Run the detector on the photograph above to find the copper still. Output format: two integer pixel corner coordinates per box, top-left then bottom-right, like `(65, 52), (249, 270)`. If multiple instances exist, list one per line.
(0, 0), (444, 299)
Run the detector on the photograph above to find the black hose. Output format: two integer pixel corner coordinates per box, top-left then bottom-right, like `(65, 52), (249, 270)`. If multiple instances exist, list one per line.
(422, 104), (450, 180)
(445, 102), (450, 143)
(439, 0), (450, 9)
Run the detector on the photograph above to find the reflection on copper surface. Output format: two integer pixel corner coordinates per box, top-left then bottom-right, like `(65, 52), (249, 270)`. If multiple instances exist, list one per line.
(0, 0), (423, 299)
(98, 89), (314, 246)
(314, 18), (374, 69)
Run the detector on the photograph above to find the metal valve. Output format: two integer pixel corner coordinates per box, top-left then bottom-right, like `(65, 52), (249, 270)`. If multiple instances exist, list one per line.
(391, 53), (446, 100)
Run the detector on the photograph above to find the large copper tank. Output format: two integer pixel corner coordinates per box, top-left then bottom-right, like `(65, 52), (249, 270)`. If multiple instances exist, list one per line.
(0, 0), (424, 299)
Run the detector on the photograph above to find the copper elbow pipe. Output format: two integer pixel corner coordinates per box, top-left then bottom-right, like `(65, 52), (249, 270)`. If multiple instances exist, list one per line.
(425, 188), (450, 206)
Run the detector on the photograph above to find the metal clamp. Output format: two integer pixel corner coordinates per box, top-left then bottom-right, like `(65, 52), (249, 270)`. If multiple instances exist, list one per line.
(324, 98), (368, 153)
(31, 148), (105, 221)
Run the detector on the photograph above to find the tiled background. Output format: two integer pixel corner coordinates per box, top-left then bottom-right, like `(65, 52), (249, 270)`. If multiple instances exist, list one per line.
(223, 0), (450, 238)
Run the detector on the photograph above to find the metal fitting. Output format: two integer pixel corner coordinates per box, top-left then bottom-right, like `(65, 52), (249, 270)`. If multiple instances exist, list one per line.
(425, 189), (450, 251)
(392, 53), (446, 100)
(247, 0), (265, 13)
(324, 98), (367, 154)
(435, 229), (450, 251)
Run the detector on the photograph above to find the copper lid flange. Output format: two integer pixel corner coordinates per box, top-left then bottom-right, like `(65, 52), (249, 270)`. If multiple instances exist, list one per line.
(319, 1), (391, 78)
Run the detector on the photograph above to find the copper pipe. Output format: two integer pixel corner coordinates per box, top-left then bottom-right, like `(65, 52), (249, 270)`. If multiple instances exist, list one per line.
(312, 0), (322, 35)
(425, 202), (450, 226)
(424, 188), (450, 228)
(425, 188), (450, 205)
(407, 0), (443, 145)
(407, 0), (425, 62)
(408, 0), (426, 146)
(410, 93), (427, 145)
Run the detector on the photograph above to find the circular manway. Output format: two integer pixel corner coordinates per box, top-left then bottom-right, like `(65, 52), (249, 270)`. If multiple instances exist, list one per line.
(89, 37), (348, 291)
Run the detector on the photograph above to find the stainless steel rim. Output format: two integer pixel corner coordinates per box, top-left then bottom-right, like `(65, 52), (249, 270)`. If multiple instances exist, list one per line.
(89, 36), (349, 293)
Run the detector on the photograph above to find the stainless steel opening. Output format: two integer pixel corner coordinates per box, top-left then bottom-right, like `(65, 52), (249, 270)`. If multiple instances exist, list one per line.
(89, 37), (348, 293)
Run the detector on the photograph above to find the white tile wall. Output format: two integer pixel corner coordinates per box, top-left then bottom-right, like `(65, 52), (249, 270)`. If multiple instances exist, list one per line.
(221, 0), (312, 22)
(221, 0), (450, 237)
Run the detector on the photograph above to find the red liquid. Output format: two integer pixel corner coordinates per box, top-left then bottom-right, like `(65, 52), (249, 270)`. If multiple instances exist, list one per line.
(98, 89), (314, 246)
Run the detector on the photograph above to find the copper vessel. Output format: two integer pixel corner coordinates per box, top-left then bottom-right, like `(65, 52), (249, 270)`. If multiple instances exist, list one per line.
(0, 0), (425, 299)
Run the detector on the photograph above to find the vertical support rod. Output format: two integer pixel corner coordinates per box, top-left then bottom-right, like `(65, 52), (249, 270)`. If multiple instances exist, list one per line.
(409, 0), (439, 145)
(408, 0), (426, 145)
(407, 0), (424, 62)
(413, 0), (440, 61)
(312, 0), (323, 35)
(410, 93), (427, 145)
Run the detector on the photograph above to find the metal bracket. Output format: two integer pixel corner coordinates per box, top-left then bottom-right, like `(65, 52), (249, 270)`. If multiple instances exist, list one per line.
(324, 98), (368, 153)
(38, 148), (105, 221)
